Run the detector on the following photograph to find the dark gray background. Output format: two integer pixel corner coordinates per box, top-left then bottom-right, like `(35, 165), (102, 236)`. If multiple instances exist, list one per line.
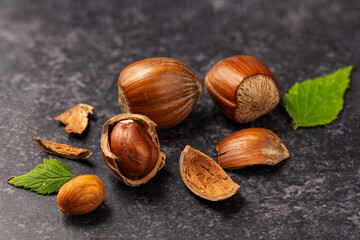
(1, 0), (359, 239)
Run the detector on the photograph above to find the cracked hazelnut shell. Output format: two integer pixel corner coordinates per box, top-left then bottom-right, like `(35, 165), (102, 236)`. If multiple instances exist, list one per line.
(205, 55), (280, 123)
(217, 128), (290, 169)
(101, 113), (165, 186)
(118, 57), (202, 130)
(179, 145), (239, 201)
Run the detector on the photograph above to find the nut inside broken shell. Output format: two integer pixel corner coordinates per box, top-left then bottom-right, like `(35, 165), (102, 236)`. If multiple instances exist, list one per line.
(101, 113), (165, 186)
(179, 145), (239, 201)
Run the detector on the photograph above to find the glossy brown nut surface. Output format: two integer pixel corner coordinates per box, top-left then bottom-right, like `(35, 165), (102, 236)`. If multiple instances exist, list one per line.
(118, 57), (202, 130)
(217, 128), (290, 169)
(101, 113), (165, 186)
(205, 55), (280, 123)
(110, 120), (158, 179)
(57, 175), (105, 215)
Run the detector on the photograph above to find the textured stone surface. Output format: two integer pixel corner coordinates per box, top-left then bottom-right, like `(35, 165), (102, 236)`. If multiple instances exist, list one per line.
(0, 0), (359, 239)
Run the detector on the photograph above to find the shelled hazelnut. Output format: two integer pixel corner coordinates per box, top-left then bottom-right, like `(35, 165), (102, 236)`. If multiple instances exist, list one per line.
(101, 113), (165, 186)
(57, 175), (104, 215)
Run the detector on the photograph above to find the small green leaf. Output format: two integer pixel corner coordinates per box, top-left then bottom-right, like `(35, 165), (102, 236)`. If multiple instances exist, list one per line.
(8, 158), (73, 195)
(283, 66), (353, 129)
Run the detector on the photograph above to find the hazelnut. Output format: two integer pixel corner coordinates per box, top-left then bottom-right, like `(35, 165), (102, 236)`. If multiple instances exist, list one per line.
(118, 57), (202, 130)
(110, 119), (158, 179)
(179, 145), (239, 201)
(217, 128), (290, 169)
(205, 55), (280, 123)
(57, 175), (105, 215)
(101, 113), (165, 186)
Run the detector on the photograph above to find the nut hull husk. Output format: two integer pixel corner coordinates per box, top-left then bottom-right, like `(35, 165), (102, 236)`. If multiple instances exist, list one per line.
(205, 55), (280, 123)
(179, 145), (239, 201)
(217, 128), (290, 169)
(101, 113), (165, 186)
(54, 103), (94, 134)
(118, 57), (202, 130)
(34, 137), (92, 160)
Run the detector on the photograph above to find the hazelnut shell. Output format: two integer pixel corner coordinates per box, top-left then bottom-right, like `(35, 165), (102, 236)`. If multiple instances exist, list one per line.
(205, 55), (280, 123)
(179, 145), (239, 201)
(217, 128), (290, 169)
(118, 57), (202, 130)
(101, 113), (165, 186)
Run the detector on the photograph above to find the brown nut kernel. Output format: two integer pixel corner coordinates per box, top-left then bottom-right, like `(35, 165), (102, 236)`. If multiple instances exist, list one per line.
(118, 57), (202, 130)
(110, 119), (158, 179)
(217, 128), (290, 169)
(205, 55), (280, 123)
(179, 145), (239, 201)
(101, 113), (165, 186)
(57, 175), (104, 215)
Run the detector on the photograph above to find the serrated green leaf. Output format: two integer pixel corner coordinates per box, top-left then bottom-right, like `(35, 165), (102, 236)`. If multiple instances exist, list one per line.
(8, 158), (73, 195)
(283, 66), (353, 129)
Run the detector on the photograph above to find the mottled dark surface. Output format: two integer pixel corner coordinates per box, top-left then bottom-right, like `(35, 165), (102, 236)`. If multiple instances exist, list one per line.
(1, 0), (359, 239)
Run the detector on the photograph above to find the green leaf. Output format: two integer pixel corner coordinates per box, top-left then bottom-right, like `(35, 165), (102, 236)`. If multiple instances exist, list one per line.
(283, 66), (353, 130)
(8, 158), (73, 195)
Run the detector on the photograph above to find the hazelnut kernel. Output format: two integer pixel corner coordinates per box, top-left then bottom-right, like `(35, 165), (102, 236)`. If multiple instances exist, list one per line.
(57, 175), (104, 215)
(110, 119), (158, 179)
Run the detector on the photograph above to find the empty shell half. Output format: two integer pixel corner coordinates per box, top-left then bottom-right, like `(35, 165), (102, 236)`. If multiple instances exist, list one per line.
(179, 145), (239, 201)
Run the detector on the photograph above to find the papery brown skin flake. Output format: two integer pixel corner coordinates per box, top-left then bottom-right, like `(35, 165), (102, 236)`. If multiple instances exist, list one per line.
(34, 137), (92, 160)
(54, 103), (94, 134)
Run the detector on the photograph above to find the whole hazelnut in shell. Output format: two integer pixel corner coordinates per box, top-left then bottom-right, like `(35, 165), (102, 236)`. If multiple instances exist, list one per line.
(205, 55), (280, 123)
(101, 113), (165, 186)
(118, 57), (202, 130)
